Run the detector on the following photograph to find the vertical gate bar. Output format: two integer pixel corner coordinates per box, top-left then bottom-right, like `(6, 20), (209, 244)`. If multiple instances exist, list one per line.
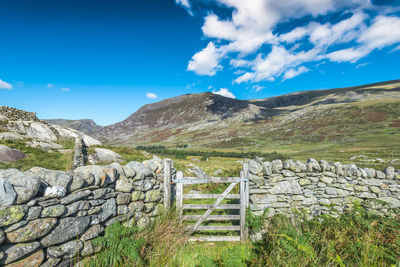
(176, 171), (184, 216)
(163, 159), (172, 210)
(240, 170), (245, 241)
(243, 163), (250, 240)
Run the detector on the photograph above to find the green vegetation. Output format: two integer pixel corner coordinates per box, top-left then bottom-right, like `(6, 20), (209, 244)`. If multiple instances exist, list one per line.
(84, 204), (399, 266)
(136, 145), (288, 161)
(0, 139), (73, 171)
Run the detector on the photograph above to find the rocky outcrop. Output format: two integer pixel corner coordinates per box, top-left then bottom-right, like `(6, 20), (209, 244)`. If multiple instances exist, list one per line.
(88, 148), (122, 164)
(0, 157), (168, 265)
(0, 146), (26, 163)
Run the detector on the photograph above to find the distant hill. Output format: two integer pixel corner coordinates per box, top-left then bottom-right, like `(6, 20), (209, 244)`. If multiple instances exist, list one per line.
(44, 119), (103, 134)
(93, 79), (400, 150)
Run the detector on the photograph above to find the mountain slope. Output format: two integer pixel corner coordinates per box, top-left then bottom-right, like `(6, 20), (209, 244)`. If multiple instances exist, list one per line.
(44, 119), (102, 134)
(94, 80), (400, 149)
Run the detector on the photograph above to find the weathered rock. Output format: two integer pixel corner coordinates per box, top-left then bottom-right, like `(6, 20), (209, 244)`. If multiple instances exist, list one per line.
(81, 240), (101, 257)
(65, 200), (86, 217)
(116, 193), (131, 205)
(385, 167), (395, 179)
(44, 186), (66, 198)
(91, 148), (122, 164)
(115, 177), (133, 193)
(261, 161), (272, 175)
(128, 201), (144, 212)
(124, 161), (153, 179)
(299, 179), (311, 186)
(0, 132), (23, 141)
(60, 189), (91, 205)
(25, 206), (42, 221)
(6, 218), (57, 243)
(74, 165), (106, 186)
(271, 160), (283, 173)
(249, 174), (264, 185)
(27, 167), (72, 192)
(144, 190), (161, 202)
(47, 240), (83, 259)
(40, 216), (90, 247)
(6, 248), (44, 267)
(320, 176), (333, 184)
(131, 191), (145, 201)
(0, 205), (27, 227)
(39, 257), (61, 267)
(0, 229), (4, 245)
(98, 198), (116, 222)
(0, 241), (40, 265)
(378, 197), (400, 208)
(307, 158), (321, 171)
(0, 145), (26, 163)
(4, 220), (28, 233)
(0, 169), (40, 204)
(80, 224), (104, 241)
(68, 174), (86, 192)
(41, 205), (66, 217)
(0, 177), (17, 207)
(269, 180), (302, 195)
(248, 159), (263, 175)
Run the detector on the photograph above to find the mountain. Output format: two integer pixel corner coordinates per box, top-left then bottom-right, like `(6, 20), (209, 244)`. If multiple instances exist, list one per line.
(44, 119), (103, 134)
(93, 80), (400, 150)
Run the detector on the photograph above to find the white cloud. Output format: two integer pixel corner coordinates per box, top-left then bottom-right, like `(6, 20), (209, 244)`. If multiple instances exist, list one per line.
(176, 0), (190, 8)
(187, 42), (224, 76)
(283, 66), (309, 80)
(212, 88), (236, 98)
(47, 83), (54, 88)
(61, 87), (70, 92)
(252, 85), (265, 92)
(146, 92), (158, 99)
(0, 79), (12, 90)
(186, 0), (400, 83)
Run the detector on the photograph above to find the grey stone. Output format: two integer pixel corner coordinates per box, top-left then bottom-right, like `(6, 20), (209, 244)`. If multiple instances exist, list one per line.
(325, 187), (337, 195)
(0, 229), (4, 245)
(378, 197), (400, 208)
(27, 167), (72, 191)
(91, 148), (122, 164)
(250, 194), (277, 204)
(0, 205), (27, 227)
(249, 174), (264, 185)
(47, 240), (83, 259)
(38, 199), (59, 207)
(261, 161), (272, 175)
(0, 145), (26, 163)
(295, 160), (307, 172)
(364, 179), (383, 186)
(6, 218), (57, 243)
(0, 177), (16, 207)
(80, 224), (104, 242)
(40, 257), (61, 267)
(307, 158), (321, 171)
(125, 161), (153, 179)
(271, 160), (283, 173)
(0, 169), (41, 204)
(385, 167), (395, 179)
(68, 174), (85, 192)
(376, 171), (386, 179)
(281, 170), (295, 177)
(25, 206), (42, 221)
(41, 204), (66, 217)
(98, 198), (116, 222)
(115, 177), (133, 193)
(320, 177), (333, 184)
(3, 220), (28, 233)
(43, 186), (66, 198)
(137, 216), (150, 228)
(128, 201), (144, 212)
(248, 159), (263, 175)
(40, 216), (90, 247)
(89, 199), (105, 206)
(302, 196), (318, 206)
(65, 200), (86, 216)
(318, 199), (331, 205)
(74, 165), (107, 187)
(270, 180), (302, 195)
(0, 241), (40, 265)
(357, 192), (377, 198)
(116, 192), (131, 205)
(60, 189), (91, 205)
(144, 190), (161, 202)
(299, 178), (311, 186)
(92, 188), (111, 199)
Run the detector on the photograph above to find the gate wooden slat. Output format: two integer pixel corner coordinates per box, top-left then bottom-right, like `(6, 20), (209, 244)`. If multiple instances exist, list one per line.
(183, 204), (241, 210)
(183, 194), (240, 199)
(188, 236), (241, 242)
(187, 225), (240, 231)
(189, 182), (237, 234)
(183, 215), (240, 221)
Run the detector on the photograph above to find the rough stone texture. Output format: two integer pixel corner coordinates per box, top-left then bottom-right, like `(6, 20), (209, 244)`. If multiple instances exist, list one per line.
(0, 145), (26, 163)
(0, 169), (41, 204)
(0, 158), (167, 265)
(6, 218), (57, 243)
(6, 249), (44, 267)
(0, 241), (40, 265)
(249, 158), (400, 220)
(0, 205), (27, 227)
(90, 148), (122, 164)
(0, 177), (17, 207)
(40, 216), (91, 247)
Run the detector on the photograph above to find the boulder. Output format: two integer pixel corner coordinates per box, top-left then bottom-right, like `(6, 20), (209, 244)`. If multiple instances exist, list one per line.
(90, 148), (122, 164)
(125, 161), (153, 179)
(27, 167), (72, 192)
(47, 240), (83, 259)
(74, 165), (106, 186)
(0, 169), (41, 204)
(0, 177), (17, 207)
(40, 216), (91, 247)
(6, 218), (57, 243)
(0, 132), (23, 141)
(0, 241), (40, 265)
(26, 122), (58, 141)
(0, 145), (26, 163)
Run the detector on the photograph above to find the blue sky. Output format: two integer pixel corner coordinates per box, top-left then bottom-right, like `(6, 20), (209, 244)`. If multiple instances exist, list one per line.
(1, 0), (400, 125)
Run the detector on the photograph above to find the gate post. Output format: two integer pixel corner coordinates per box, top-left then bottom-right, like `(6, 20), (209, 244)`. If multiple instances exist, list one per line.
(163, 159), (172, 209)
(241, 163), (250, 240)
(176, 171), (184, 216)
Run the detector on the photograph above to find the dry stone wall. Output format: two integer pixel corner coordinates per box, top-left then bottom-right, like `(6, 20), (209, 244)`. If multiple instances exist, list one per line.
(0, 156), (169, 266)
(247, 158), (400, 218)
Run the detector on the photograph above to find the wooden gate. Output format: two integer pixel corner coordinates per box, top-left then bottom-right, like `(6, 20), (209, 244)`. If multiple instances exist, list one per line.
(164, 161), (250, 242)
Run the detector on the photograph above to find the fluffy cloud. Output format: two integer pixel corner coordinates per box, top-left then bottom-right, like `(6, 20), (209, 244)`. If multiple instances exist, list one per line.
(176, 0), (190, 8)
(180, 0), (400, 83)
(0, 79), (12, 90)
(187, 42), (224, 76)
(212, 88), (236, 98)
(61, 87), (70, 92)
(146, 92), (158, 99)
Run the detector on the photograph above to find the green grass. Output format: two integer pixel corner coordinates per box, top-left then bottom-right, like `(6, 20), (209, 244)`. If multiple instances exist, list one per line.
(0, 139), (73, 171)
